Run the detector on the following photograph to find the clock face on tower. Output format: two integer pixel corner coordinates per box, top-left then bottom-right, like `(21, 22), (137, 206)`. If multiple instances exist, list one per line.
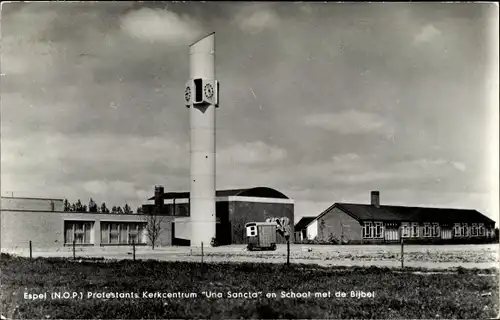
(184, 86), (191, 103)
(204, 83), (214, 99)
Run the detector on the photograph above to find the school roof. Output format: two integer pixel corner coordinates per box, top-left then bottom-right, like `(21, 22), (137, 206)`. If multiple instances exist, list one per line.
(305, 203), (496, 228)
(148, 187), (290, 200)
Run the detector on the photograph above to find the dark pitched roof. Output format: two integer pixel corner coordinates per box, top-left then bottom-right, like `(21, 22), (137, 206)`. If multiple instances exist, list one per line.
(315, 203), (496, 225)
(148, 187), (290, 200)
(294, 216), (316, 231)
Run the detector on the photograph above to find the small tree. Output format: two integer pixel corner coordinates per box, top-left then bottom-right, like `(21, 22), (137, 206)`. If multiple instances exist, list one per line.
(266, 217), (292, 264)
(123, 203), (132, 214)
(101, 202), (109, 213)
(136, 206), (143, 214)
(111, 206), (118, 214)
(75, 199), (83, 212)
(116, 206), (123, 214)
(142, 208), (166, 250)
(63, 199), (71, 212)
(89, 198), (98, 212)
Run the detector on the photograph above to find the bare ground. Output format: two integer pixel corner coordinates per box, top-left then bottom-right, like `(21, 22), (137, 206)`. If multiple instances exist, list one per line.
(3, 243), (498, 269)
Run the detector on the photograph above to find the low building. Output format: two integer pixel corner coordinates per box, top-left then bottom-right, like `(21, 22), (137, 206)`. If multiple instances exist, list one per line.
(1, 186), (294, 250)
(1, 196), (172, 251)
(294, 216), (316, 242)
(143, 186), (295, 245)
(296, 191), (497, 244)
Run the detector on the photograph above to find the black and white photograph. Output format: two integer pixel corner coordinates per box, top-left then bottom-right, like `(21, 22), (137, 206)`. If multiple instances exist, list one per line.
(1, 1), (499, 319)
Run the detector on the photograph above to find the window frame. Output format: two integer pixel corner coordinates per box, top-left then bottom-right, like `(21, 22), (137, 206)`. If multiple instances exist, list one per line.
(247, 226), (257, 237)
(363, 222), (383, 239)
(478, 223), (485, 236)
(374, 222), (383, 239)
(461, 223), (468, 237)
(362, 222), (372, 239)
(401, 222), (410, 238)
(471, 223), (478, 236)
(64, 220), (94, 245)
(431, 223), (440, 237)
(411, 222), (419, 238)
(100, 222), (147, 245)
(423, 223), (431, 237)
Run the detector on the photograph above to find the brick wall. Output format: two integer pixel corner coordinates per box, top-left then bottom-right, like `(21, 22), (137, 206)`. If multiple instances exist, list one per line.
(316, 206), (362, 243)
(229, 201), (294, 244)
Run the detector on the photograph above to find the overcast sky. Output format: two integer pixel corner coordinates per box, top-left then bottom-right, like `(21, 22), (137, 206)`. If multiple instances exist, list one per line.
(1, 2), (498, 223)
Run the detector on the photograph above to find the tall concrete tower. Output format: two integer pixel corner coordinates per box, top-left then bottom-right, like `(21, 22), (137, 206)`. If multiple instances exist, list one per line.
(184, 32), (219, 247)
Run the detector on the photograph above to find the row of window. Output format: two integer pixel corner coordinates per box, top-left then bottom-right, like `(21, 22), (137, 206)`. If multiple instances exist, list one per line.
(453, 223), (486, 237)
(64, 221), (147, 245)
(362, 222), (383, 239)
(164, 204), (189, 216)
(363, 222), (489, 239)
(401, 223), (441, 238)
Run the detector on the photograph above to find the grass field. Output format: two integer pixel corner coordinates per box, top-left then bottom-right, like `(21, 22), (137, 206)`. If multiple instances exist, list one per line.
(1, 253), (499, 319)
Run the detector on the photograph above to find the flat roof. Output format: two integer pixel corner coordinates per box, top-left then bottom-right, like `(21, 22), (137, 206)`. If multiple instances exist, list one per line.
(148, 187), (290, 200)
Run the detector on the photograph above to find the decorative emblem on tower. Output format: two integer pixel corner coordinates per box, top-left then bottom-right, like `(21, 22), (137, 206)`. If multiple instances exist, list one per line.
(204, 83), (214, 99)
(184, 86), (191, 103)
(184, 79), (219, 108)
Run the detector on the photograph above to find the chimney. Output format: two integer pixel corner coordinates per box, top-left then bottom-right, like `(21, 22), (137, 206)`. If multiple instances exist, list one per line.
(154, 185), (164, 214)
(371, 191), (380, 208)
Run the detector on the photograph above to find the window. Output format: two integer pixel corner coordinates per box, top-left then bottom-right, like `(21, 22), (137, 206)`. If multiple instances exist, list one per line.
(401, 223), (410, 238)
(110, 223), (119, 244)
(246, 226), (257, 237)
(478, 224), (485, 236)
(423, 223), (431, 237)
(64, 221), (94, 244)
(128, 224), (141, 244)
(101, 222), (146, 245)
(178, 205), (189, 217)
(432, 223), (440, 237)
(374, 222), (383, 238)
(363, 222), (383, 239)
(454, 223), (461, 237)
(363, 222), (372, 238)
(411, 223), (419, 237)
(461, 223), (468, 237)
(471, 224), (478, 236)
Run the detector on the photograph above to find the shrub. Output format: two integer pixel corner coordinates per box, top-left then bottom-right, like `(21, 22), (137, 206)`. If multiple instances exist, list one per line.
(210, 237), (219, 247)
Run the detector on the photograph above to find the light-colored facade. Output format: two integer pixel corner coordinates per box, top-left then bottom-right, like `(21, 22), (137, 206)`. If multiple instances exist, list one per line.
(1, 196), (64, 212)
(1, 197), (173, 250)
(186, 32), (218, 247)
(306, 220), (318, 240)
